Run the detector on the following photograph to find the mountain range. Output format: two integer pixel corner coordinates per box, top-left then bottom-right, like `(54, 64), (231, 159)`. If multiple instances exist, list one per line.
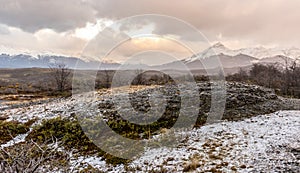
(184, 42), (300, 62)
(0, 54), (120, 69)
(0, 43), (298, 71)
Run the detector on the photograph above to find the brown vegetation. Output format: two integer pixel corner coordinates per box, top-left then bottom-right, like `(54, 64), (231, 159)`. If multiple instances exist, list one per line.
(227, 61), (300, 98)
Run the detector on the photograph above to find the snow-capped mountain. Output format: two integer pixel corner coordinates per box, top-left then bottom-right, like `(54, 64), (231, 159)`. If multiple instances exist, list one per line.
(0, 54), (121, 69)
(0, 45), (71, 59)
(184, 42), (300, 63)
(238, 46), (300, 60)
(1, 42), (299, 70)
(185, 53), (257, 70)
(184, 42), (236, 63)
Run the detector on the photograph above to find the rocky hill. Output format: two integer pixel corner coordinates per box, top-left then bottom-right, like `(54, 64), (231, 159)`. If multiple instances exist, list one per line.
(98, 82), (297, 125)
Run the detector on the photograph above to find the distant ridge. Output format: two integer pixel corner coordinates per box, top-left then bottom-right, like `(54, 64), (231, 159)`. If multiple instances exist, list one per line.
(0, 42), (298, 70)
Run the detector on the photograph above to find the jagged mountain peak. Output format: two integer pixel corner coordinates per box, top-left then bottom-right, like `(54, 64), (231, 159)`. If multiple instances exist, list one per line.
(211, 42), (227, 49)
(184, 42), (233, 62)
(184, 43), (300, 63)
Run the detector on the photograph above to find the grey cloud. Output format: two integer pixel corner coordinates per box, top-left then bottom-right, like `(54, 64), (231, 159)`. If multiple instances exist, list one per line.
(0, 24), (10, 34)
(1, 0), (300, 46)
(119, 18), (151, 33)
(0, 0), (96, 32)
(90, 0), (300, 46)
(1, 0), (300, 55)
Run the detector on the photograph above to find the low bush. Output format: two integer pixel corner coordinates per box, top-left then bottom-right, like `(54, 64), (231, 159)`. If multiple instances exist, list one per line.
(27, 117), (129, 165)
(0, 120), (31, 144)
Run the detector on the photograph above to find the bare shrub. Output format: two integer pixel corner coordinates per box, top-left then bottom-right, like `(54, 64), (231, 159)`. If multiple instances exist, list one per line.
(0, 138), (73, 172)
(49, 63), (72, 92)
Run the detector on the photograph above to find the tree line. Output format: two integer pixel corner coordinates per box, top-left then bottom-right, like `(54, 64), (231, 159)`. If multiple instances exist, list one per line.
(227, 61), (300, 98)
(49, 60), (300, 98)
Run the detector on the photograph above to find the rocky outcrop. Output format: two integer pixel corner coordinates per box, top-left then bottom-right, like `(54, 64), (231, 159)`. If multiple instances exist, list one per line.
(223, 82), (291, 120)
(97, 82), (298, 125)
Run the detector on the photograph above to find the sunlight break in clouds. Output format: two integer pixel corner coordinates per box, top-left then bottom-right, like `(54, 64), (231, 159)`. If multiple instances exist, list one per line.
(1, 0), (300, 61)
(74, 19), (113, 41)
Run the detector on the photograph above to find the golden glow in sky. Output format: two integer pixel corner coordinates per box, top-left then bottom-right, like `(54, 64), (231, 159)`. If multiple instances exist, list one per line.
(74, 19), (113, 40)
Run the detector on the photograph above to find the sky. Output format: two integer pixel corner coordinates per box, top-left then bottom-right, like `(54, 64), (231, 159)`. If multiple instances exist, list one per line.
(1, 0), (300, 63)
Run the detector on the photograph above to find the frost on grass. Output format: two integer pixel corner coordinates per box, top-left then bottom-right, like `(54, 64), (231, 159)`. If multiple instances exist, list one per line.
(126, 111), (300, 172)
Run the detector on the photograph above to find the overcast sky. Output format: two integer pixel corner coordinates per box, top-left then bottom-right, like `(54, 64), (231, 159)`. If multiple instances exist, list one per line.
(1, 0), (300, 62)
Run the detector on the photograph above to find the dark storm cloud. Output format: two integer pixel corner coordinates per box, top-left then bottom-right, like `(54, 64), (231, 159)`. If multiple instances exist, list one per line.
(1, 0), (300, 56)
(1, 0), (300, 46)
(0, 0), (96, 32)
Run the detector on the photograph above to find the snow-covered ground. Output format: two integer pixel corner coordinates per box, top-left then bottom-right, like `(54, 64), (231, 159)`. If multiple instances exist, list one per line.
(0, 97), (78, 123)
(65, 111), (299, 172)
(0, 86), (299, 172)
